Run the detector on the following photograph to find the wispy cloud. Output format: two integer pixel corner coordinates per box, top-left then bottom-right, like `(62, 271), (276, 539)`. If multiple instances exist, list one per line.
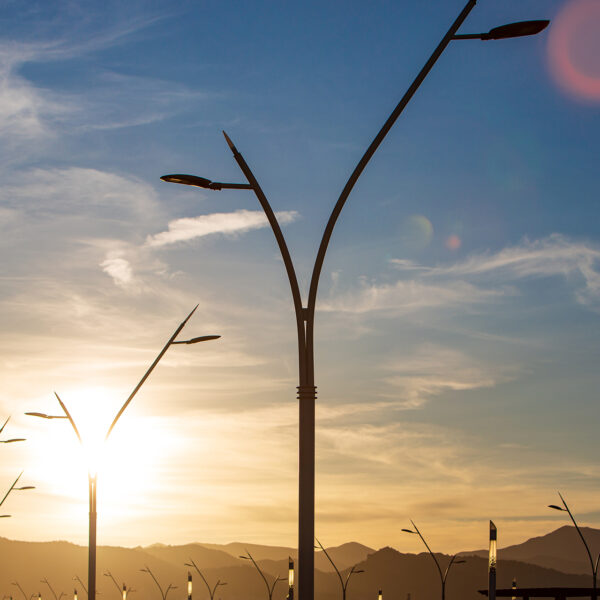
(382, 344), (514, 409)
(327, 235), (600, 315)
(146, 209), (300, 247)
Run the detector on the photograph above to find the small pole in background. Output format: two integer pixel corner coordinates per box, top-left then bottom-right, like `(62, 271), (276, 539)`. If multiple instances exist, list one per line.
(489, 521), (497, 600)
(287, 559), (294, 600)
(187, 573), (192, 600)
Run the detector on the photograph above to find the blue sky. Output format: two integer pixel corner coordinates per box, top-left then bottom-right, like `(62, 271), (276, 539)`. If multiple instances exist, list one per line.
(0, 0), (598, 553)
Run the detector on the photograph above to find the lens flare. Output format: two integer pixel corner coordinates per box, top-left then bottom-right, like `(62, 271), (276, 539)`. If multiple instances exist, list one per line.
(400, 215), (433, 250)
(547, 0), (600, 102)
(446, 235), (461, 250)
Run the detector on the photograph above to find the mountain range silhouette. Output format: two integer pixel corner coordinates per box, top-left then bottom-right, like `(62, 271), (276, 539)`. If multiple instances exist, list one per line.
(1, 526), (597, 600)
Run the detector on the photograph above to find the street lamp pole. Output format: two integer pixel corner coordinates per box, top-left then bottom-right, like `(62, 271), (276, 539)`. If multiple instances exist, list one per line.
(185, 560), (226, 600)
(402, 521), (466, 600)
(239, 551), (284, 600)
(315, 539), (364, 600)
(549, 492), (599, 600)
(26, 306), (219, 600)
(161, 6), (549, 600)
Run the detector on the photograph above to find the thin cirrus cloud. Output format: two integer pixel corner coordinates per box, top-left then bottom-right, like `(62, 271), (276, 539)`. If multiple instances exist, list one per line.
(145, 209), (300, 247)
(325, 234), (600, 314)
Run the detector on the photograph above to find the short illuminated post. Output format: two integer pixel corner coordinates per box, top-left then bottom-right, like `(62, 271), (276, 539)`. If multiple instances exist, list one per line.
(489, 521), (497, 600)
(122, 585), (127, 600)
(378, 590), (383, 600)
(187, 573), (192, 600)
(512, 577), (517, 600)
(287, 559), (294, 600)
(73, 590), (77, 600)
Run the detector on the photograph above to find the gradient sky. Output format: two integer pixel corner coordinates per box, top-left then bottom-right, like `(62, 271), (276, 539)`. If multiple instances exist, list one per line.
(0, 0), (598, 554)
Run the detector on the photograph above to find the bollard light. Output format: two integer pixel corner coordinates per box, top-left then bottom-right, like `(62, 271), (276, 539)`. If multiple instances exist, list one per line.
(187, 572), (192, 600)
(489, 521), (497, 600)
(378, 590), (383, 600)
(122, 584), (127, 600)
(512, 577), (517, 600)
(73, 590), (77, 600)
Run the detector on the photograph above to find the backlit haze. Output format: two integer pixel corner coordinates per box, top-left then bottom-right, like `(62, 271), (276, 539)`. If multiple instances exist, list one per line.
(0, 0), (598, 554)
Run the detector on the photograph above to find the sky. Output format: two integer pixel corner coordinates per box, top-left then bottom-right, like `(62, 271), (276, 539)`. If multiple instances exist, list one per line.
(0, 0), (598, 555)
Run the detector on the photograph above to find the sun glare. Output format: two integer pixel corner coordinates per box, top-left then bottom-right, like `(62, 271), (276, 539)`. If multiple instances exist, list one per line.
(26, 387), (179, 527)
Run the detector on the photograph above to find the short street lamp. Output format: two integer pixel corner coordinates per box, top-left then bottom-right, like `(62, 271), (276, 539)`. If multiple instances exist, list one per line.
(185, 560), (226, 600)
(402, 521), (465, 600)
(139, 567), (177, 600)
(239, 552), (284, 600)
(549, 492), (599, 600)
(315, 539), (364, 600)
(161, 5), (549, 599)
(26, 306), (219, 600)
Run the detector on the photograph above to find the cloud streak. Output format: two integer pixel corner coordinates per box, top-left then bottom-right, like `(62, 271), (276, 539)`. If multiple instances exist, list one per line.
(327, 235), (600, 315)
(146, 209), (299, 247)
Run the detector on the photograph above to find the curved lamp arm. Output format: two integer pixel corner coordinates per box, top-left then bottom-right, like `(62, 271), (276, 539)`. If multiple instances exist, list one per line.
(105, 304), (199, 440)
(305, 0), (477, 349)
(54, 394), (82, 444)
(411, 520), (444, 583)
(557, 492), (597, 576)
(186, 560), (213, 598)
(315, 538), (345, 592)
(241, 551), (274, 600)
(222, 132), (307, 379)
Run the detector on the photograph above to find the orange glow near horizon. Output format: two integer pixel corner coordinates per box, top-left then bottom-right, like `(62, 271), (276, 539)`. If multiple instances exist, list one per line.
(547, 0), (600, 102)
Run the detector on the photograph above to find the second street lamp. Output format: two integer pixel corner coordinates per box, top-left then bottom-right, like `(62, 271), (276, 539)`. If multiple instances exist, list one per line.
(315, 539), (364, 600)
(402, 521), (465, 600)
(239, 552), (284, 600)
(161, 5), (549, 600)
(185, 560), (226, 600)
(26, 306), (219, 600)
(549, 492), (599, 600)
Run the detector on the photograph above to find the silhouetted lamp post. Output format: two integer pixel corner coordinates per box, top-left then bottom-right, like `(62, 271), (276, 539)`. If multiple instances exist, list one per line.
(315, 539), (364, 600)
(161, 5), (549, 599)
(26, 307), (219, 600)
(549, 492), (599, 600)
(185, 560), (226, 600)
(240, 552), (284, 600)
(140, 567), (177, 600)
(402, 521), (465, 600)
(12, 582), (28, 600)
(489, 521), (497, 600)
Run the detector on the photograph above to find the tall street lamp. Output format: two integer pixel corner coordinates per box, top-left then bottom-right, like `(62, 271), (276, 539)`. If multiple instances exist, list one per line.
(402, 521), (465, 600)
(315, 539), (364, 600)
(26, 306), (219, 600)
(185, 560), (227, 600)
(549, 492), (599, 600)
(239, 551), (284, 600)
(160, 6), (549, 599)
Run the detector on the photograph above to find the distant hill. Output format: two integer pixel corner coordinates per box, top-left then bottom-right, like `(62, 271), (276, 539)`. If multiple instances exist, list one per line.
(462, 525), (600, 576)
(0, 529), (596, 600)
